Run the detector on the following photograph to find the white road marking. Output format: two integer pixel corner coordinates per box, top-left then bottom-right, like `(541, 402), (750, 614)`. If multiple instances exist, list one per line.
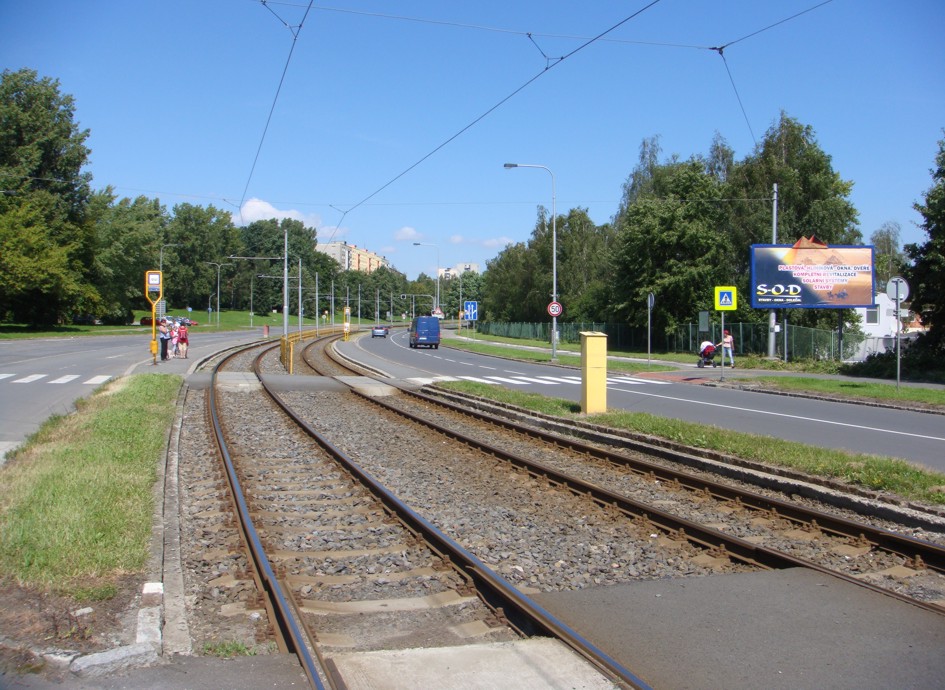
(605, 386), (945, 443)
(13, 374), (46, 383)
(85, 376), (111, 385)
(49, 375), (81, 384)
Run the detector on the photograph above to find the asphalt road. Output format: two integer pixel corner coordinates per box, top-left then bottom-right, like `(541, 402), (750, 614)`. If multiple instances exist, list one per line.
(342, 328), (945, 472)
(3, 327), (943, 473)
(0, 328), (262, 462)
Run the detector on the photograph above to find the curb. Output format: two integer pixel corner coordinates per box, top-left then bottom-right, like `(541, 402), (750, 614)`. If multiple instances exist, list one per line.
(49, 378), (190, 679)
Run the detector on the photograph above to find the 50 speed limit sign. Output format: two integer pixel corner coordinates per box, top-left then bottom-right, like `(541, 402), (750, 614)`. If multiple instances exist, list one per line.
(547, 301), (563, 317)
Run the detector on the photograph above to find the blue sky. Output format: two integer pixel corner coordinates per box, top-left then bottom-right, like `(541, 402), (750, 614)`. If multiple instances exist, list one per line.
(3, 1), (943, 280)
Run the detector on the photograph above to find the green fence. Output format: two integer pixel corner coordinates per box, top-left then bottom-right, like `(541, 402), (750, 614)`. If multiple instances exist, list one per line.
(476, 321), (867, 361)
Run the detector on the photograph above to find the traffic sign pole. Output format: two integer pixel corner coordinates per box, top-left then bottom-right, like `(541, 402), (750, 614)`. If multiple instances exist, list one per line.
(886, 276), (909, 391)
(547, 301), (563, 361)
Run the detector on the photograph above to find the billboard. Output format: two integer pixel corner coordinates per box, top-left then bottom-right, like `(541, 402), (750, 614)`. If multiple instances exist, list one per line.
(750, 237), (875, 309)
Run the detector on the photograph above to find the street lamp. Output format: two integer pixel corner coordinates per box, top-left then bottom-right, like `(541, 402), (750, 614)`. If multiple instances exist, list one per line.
(504, 162), (557, 361)
(204, 262), (233, 328)
(413, 242), (440, 313)
(160, 243), (180, 273)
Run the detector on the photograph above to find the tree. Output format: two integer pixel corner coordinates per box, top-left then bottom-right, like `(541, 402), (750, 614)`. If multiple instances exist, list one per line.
(614, 135), (662, 226)
(0, 68), (95, 324)
(556, 209), (615, 323)
(870, 221), (907, 290)
(611, 159), (730, 334)
(725, 113), (861, 331)
(904, 136), (945, 354)
(91, 192), (167, 323)
(482, 242), (543, 322)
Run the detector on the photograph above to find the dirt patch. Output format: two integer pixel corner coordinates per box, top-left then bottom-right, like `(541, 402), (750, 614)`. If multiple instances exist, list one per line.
(0, 575), (141, 679)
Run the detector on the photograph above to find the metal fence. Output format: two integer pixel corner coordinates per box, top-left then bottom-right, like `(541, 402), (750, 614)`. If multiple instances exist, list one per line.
(476, 321), (870, 361)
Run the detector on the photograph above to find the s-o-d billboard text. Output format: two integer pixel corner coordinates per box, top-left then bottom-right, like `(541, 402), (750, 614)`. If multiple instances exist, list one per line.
(750, 236), (875, 309)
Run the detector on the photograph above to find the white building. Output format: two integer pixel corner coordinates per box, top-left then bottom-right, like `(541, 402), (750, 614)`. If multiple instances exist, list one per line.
(316, 241), (391, 274)
(440, 263), (480, 280)
(850, 293), (909, 360)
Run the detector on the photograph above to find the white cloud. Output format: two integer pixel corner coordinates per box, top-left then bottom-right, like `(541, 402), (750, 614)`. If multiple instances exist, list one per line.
(237, 198), (322, 229)
(483, 236), (515, 249)
(449, 234), (464, 244)
(394, 226), (420, 241)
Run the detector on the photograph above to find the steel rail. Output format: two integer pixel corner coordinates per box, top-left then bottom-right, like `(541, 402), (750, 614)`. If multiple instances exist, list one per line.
(289, 337), (654, 689)
(344, 383), (945, 615)
(408, 387), (945, 574)
(319, 331), (945, 574)
(207, 345), (327, 690)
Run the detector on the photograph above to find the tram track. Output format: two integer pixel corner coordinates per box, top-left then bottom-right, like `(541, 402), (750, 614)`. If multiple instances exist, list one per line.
(189, 332), (945, 688)
(207, 339), (646, 689)
(300, 334), (945, 613)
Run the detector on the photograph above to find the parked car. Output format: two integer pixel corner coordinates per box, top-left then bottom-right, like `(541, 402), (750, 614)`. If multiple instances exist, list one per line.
(140, 316), (154, 326)
(371, 325), (389, 338)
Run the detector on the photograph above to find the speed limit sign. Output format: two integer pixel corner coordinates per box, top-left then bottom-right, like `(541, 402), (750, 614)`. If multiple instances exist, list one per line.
(547, 301), (563, 317)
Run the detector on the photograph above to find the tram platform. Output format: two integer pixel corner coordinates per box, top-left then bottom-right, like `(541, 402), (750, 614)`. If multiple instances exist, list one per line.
(532, 567), (945, 689)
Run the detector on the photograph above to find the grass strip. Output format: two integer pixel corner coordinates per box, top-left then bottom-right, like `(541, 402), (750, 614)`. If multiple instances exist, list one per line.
(0, 374), (181, 594)
(436, 380), (945, 507)
(748, 376), (945, 407)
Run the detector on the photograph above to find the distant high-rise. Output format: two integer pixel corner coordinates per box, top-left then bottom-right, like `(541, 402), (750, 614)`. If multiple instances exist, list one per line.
(316, 241), (391, 273)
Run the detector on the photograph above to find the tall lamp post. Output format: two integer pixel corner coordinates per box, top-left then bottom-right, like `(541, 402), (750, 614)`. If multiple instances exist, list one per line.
(160, 243), (180, 273)
(413, 242), (440, 313)
(504, 162), (557, 361)
(203, 262), (232, 328)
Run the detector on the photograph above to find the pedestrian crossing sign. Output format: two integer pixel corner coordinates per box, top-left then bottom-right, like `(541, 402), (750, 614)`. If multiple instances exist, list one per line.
(714, 286), (737, 311)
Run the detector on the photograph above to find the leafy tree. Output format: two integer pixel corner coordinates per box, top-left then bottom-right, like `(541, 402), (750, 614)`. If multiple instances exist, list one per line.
(556, 209), (615, 323)
(615, 135), (662, 220)
(0, 68), (96, 324)
(611, 159), (730, 334)
(441, 269), (483, 321)
(91, 192), (167, 323)
(166, 203), (242, 312)
(870, 221), (907, 290)
(904, 135), (945, 354)
(482, 241), (543, 322)
(725, 113), (861, 330)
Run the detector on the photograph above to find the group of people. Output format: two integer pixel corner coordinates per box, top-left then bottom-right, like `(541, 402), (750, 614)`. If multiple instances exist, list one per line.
(157, 318), (189, 361)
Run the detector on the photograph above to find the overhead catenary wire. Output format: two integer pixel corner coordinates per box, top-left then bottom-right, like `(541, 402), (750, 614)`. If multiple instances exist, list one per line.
(339, 0), (665, 219)
(237, 0), (316, 224)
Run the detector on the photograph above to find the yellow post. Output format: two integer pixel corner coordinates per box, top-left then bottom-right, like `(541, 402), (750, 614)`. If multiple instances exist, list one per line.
(580, 331), (608, 414)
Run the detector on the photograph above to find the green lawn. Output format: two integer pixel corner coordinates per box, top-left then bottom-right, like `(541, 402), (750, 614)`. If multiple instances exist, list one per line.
(0, 375), (181, 596)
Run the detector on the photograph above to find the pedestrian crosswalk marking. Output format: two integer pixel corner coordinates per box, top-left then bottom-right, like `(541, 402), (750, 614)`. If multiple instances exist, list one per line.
(2, 374), (112, 386)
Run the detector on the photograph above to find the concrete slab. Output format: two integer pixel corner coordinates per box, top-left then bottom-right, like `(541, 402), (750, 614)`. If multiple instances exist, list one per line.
(532, 568), (945, 690)
(328, 638), (617, 689)
(335, 376), (400, 397)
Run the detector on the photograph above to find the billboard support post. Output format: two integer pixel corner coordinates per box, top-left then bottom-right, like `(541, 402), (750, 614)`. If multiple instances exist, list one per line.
(768, 183), (778, 358)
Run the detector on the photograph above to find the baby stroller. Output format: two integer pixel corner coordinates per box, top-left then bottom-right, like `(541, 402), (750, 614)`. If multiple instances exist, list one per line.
(697, 341), (718, 368)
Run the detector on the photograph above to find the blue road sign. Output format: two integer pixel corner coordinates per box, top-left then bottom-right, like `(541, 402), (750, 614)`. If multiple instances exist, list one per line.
(463, 300), (478, 321)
